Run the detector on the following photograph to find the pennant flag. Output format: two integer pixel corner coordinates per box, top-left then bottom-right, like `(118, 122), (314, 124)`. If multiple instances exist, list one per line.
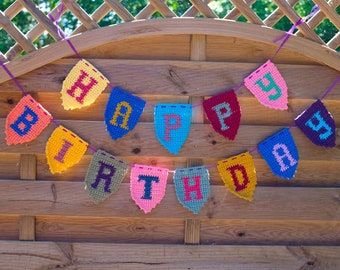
(244, 60), (288, 110)
(295, 99), (336, 147)
(5, 95), (52, 145)
(174, 166), (210, 214)
(105, 87), (146, 140)
(61, 59), (109, 110)
(217, 152), (257, 201)
(258, 128), (299, 180)
(203, 89), (241, 140)
(85, 149), (128, 203)
(130, 165), (169, 213)
(46, 126), (88, 174)
(154, 104), (192, 155)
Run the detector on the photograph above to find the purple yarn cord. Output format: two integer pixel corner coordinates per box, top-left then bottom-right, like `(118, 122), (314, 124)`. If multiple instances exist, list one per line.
(272, 5), (319, 59)
(0, 59), (27, 95)
(48, 2), (82, 59)
(319, 76), (340, 100)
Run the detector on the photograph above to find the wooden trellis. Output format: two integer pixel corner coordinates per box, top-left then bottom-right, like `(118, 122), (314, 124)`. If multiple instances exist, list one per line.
(0, 0), (339, 62)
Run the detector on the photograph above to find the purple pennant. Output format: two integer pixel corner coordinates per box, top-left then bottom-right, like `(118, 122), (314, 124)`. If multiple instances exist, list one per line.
(295, 100), (336, 148)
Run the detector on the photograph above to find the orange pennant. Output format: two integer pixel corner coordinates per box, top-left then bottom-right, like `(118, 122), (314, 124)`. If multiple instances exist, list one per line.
(46, 126), (88, 174)
(217, 152), (257, 201)
(61, 59), (109, 110)
(5, 95), (52, 145)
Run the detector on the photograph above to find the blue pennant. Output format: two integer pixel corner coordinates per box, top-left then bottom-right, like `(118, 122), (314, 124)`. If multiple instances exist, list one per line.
(174, 166), (210, 214)
(105, 87), (145, 140)
(154, 104), (192, 155)
(258, 128), (299, 180)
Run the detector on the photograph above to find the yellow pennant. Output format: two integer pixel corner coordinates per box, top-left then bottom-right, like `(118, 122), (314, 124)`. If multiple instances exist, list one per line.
(61, 59), (109, 110)
(46, 126), (88, 174)
(217, 152), (257, 201)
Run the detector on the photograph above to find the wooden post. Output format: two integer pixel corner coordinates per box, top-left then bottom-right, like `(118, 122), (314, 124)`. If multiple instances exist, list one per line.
(183, 34), (207, 245)
(18, 154), (36, 241)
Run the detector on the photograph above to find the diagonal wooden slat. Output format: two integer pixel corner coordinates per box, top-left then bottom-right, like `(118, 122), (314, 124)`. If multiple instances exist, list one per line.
(273, 0), (324, 43)
(229, 0), (264, 25)
(182, 0), (212, 17)
(62, 0), (99, 30)
(3, 1), (22, 21)
(313, 0), (340, 29)
(104, 0), (134, 22)
(328, 32), (340, 50)
(18, 0), (61, 41)
(224, 0), (255, 20)
(73, 3), (112, 34)
(5, 3), (66, 60)
(0, 11), (36, 53)
(263, 0), (299, 27)
(148, 0), (176, 18)
(188, 0), (217, 18)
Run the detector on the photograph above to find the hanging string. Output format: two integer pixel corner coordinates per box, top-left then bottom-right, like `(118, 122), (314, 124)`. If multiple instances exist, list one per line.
(0, 59), (27, 96)
(48, 2), (82, 59)
(271, 5), (319, 61)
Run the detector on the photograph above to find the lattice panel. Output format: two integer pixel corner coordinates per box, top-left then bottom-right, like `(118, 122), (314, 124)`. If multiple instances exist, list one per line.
(0, 0), (339, 62)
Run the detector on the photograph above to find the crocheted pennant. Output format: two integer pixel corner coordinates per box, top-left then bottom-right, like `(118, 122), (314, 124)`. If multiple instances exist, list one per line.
(258, 128), (299, 180)
(46, 126), (88, 174)
(130, 165), (169, 214)
(61, 59), (109, 110)
(154, 104), (192, 155)
(203, 89), (241, 140)
(244, 60), (288, 110)
(174, 166), (210, 214)
(217, 152), (257, 201)
(105, 87), (146, 140)
(295, 100), (336, 147)
(85, 149), (128, 203)
(5, 95), (52, 145)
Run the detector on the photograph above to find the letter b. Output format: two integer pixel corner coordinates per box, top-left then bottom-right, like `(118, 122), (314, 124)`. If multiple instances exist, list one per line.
(10, 106), (38, 136)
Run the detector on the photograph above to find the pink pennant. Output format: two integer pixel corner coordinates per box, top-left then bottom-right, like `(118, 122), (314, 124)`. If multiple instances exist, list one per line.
(244, 60), (288, 110)
(5, 95), (52, 145)
(130, 165), (169, 214)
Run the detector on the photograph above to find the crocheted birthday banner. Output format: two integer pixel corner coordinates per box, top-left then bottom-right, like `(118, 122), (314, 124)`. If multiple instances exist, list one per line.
(61, 59), (109, 110)
(85, 149), (128, 203)
(244, 60), (288, 110)
(217, 152), (257, 201)
(203, 89), (241, 140)
(130, 165), (169, 213)
(105, 87), (146, 140)
(173, 166), (210, 214)
(46, 126), (88, 174)
(258, 128), (299, 180)
(154, 104), (192, 155)
(5, 95), (52, 145)
(295, 100), (336, 147)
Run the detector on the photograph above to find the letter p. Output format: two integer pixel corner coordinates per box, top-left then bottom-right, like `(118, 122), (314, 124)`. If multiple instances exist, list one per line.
(164, 114), (181, 141)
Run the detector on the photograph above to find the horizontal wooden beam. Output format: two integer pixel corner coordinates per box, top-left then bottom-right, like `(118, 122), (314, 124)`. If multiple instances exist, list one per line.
(0, 59), (339, 99)
(0, 120), (338, 160)
(0, 180), (338, 220)
(0, 241), (339, 269)
(0, 19), (338, 84)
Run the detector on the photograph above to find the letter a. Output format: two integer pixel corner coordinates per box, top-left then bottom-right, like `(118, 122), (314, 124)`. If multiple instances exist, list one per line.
(110, 101), (132, 130)
(272, 143), (297, 172)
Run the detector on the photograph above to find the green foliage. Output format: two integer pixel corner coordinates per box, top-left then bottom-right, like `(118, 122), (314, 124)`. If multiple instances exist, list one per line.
(0, 0), (339, 54)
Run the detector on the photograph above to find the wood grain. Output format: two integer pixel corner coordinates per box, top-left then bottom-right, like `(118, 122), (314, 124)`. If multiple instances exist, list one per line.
(0, 241), (339, 270)
(1, 59), (339, 99)
(0, 181), (339, 221)
(0, 120), (338, 161)
(0, 19), (339, 84)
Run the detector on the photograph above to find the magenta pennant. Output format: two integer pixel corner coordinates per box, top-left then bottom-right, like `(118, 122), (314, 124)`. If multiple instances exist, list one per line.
(130, 165), (169, 214)
(244, 60), (288, 110)
(203, 90), (241, 140)
(5, 95), (52, 145)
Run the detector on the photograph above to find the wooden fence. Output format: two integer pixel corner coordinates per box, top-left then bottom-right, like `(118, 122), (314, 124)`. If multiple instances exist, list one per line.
(0, 0), (339, 269)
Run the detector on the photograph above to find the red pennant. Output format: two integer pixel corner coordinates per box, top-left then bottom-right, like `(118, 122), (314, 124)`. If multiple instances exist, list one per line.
(203, 90), (241, 140)
(5, 95), (52, 145)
